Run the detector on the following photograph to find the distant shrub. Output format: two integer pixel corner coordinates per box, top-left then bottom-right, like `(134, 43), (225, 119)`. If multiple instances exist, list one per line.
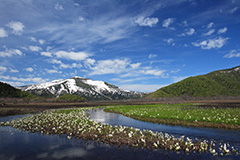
(56, 94), (87, 102)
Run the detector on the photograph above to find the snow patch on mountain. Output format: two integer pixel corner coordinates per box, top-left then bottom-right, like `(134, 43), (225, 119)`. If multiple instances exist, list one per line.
(19, 76), (145, 100)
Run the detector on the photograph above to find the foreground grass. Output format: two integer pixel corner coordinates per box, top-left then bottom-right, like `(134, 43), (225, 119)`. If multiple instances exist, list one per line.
(105, 104), (240, 130)
(0, 107), (239, 156)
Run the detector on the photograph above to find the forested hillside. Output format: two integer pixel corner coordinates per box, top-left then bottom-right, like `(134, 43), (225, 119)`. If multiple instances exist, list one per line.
(0, 81), (34, 98)
(148, 66), (240, 98)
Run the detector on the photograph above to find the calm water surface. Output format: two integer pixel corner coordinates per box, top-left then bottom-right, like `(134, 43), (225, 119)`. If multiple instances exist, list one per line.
(0, 109), (239, 160)
(87, 109), (240, 145)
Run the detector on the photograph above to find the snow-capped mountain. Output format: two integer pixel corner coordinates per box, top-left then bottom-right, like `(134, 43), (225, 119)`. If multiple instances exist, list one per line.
(19, 76), (145, 100)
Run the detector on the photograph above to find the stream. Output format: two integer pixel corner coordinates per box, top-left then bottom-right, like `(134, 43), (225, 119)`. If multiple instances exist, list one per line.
(0, 109), (239, 160)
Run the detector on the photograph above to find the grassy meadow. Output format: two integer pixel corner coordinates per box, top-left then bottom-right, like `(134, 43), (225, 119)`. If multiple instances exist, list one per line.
(1, 107), (239, 155)
(105, 104), (240, 130)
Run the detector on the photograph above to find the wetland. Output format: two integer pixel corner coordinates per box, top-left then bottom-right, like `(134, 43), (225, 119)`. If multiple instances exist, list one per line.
(0, 102), (240, 159)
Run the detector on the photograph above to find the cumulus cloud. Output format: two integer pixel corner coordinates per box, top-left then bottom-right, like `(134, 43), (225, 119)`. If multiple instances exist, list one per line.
(139, 68), (166, 76)
(24, 67), (34, 72)
(130, 63), (141, 69)
(45, 69), (62, 74)
(0, 28), (8, 38)
(218, 27), (227, 34)
(39, 39), (45, 45)
(0, 48), (23, 57)
(149, 54), (158, 58)
(203, 29), (215, 36)
(119, 84), (167, 93)
(162, 18), (174, 28)
(89, 58), (131, 75)
(224, 50), (240, 58)
(0, 66), (7, 72)
(84, 58), (96, 68)
(0, 75), (48, 84)
(164, 38), (175, 45)
(7, 21), (25, 35)
(54, 51), (90, 61)
(135, 17), (159, 27)
(40, 51), (52, 57)
(29, 46), (42, 52)
(40, 50), (91, 61)
(192, 37), (228, 49)
(10, 68), (19, 73)
(206, 22), (214, 29)
(50, 59), (81, 69)
(185, 28), (195, 36)
(55, 3), (63, 10)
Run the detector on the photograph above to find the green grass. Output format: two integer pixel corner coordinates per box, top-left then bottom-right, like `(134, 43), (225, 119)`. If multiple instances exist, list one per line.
(105, 104), (240, 129)
(1, 107), (238, 155)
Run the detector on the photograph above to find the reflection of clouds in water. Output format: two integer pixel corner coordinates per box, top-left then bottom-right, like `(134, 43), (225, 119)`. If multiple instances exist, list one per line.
(0, 155), (16, 160)
(36, 152), (48, 159)
(36, 148), (87, 159)
(87, 109), (120, 124)
(52, 148), (87, 159)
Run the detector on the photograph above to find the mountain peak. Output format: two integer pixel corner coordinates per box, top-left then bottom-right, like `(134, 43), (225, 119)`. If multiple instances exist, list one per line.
(19, 77), (145, 100)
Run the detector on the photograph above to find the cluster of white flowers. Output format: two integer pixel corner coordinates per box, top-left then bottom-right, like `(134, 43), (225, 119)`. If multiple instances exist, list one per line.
(0, 107), (238, 156)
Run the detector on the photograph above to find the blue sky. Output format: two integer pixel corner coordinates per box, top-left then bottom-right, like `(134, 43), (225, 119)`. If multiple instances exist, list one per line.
(0, 0), (239, 92)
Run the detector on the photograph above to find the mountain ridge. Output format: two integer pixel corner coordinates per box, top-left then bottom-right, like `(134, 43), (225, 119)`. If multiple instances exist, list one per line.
(19, 76), (145, 100)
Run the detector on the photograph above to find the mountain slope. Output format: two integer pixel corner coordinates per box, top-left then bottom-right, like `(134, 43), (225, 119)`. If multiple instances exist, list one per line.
(148, 66), (240, 98)
(0, 81), (34, 98)
(19, 76), (145, 100)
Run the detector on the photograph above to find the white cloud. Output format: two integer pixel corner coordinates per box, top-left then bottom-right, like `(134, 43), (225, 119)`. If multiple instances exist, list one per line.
(7, 21), (25, 35)
(229, 7), (239, 14)
(164, 38), (175, 45)
(185, 28), (195, 36)
(179, 28), (195, 36)
(218, 27), (227, 34)
(29, 46), (42, 52)
(45, 69), (62, 74)
(135, 17), (159, 27)
(50, 59), (81, 69)
(2, 81), (25, 87)
(84, 58), (96, 67)
(24, 67), (34, 72)
(0, 28), (8, 38)
(130, 63), (141, 69)
(39, 39), (45, 45)
(55, 3), (63, 10)
(206, 22), (214, 29)
(0, 48), (23, 57)
(89, 58), (131, 75)
(54, 51), (90, 61)
(224, 50), (240, 58)
(149, 54), (158, 58)
(10, 68), (19, 73)
(0, 66), (7, 72)
(79, 16), (85, 21)
(139, 68), (166, 76)
(192, 37), (228, 49)
(162, 18), (174, 28)
(40, 51), (52, 57)
(203, 29), (215, 36)
(120, 84), (167, 93)
(0, 75), (48, 84)
(29, 37), (37, 42)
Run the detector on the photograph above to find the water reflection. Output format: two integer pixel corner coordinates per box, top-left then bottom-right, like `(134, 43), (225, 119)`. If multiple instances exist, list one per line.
(0, 111), (239, 159)
(87, 109), (240, 145)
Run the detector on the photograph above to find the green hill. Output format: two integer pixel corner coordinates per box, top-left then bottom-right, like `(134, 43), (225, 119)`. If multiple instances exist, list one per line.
(148, 66), (240, 98)
(0, 81), (34, 98)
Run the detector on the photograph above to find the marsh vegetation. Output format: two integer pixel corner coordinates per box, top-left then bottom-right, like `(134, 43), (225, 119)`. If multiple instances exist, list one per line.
(1, 106), (239, 157)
